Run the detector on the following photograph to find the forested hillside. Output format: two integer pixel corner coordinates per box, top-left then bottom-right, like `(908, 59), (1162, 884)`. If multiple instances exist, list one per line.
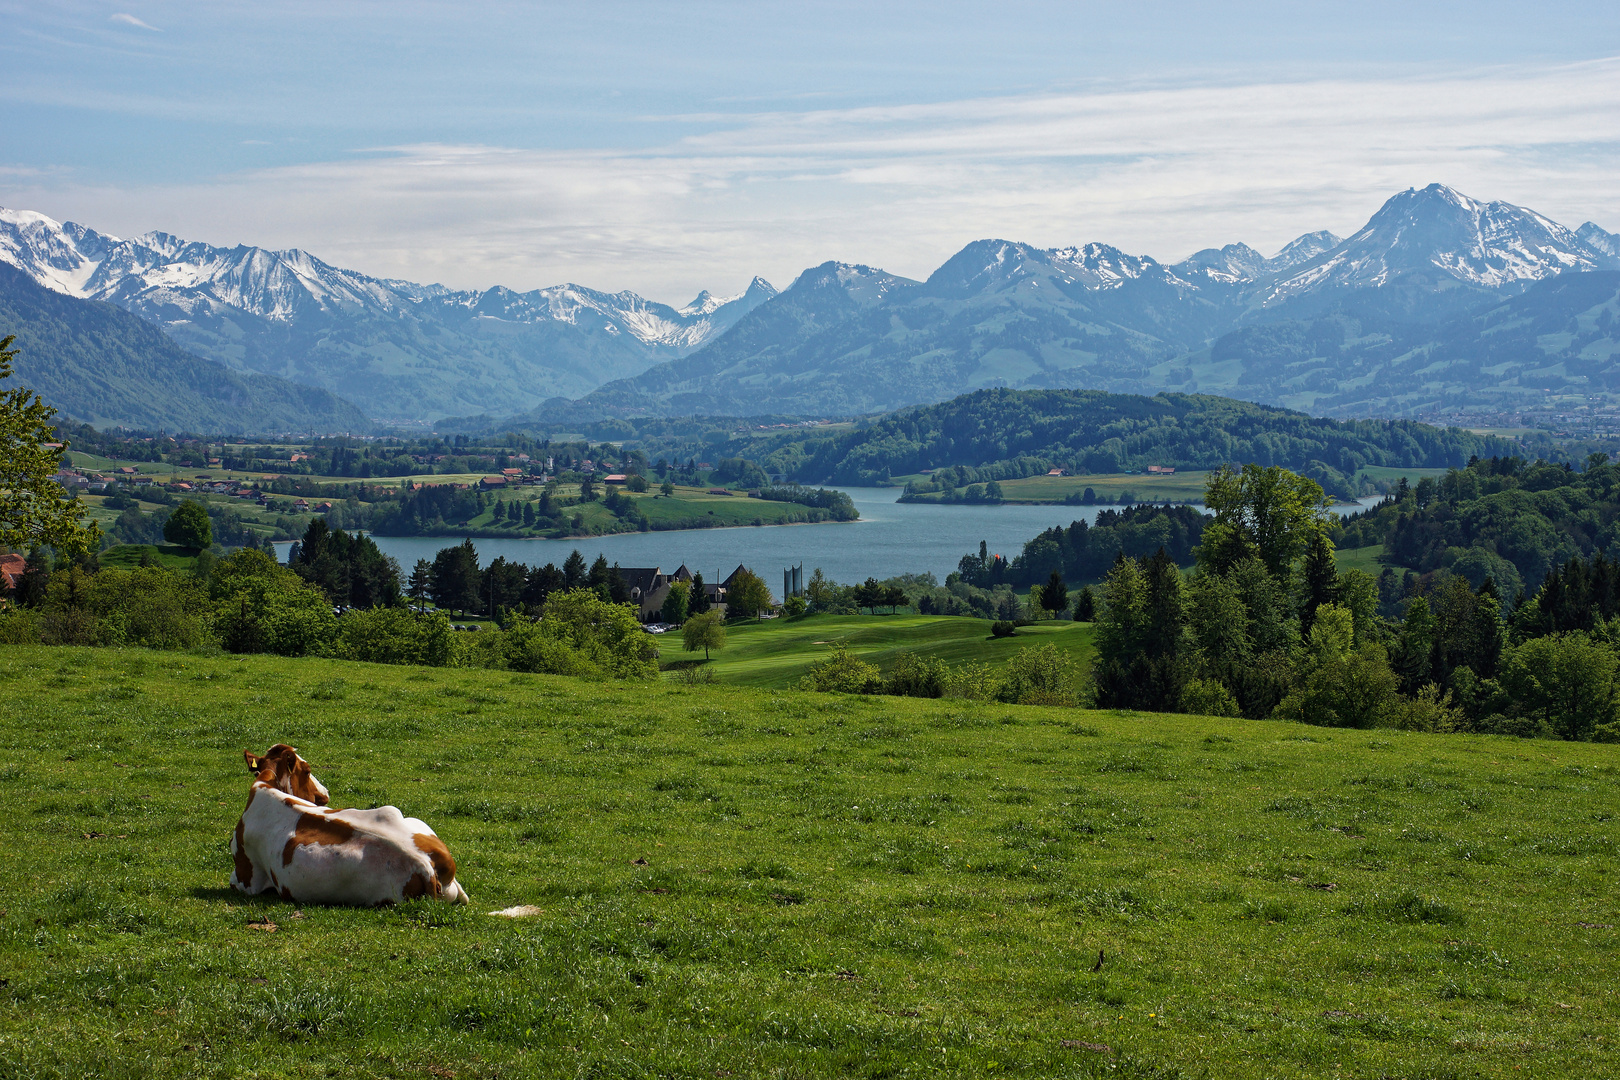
(762, 388), (1508, 496)
(1334, 453), (1620, 599)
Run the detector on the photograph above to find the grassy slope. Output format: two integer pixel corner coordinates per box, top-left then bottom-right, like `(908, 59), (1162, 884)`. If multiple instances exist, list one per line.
(1355, 466), (1451, 486)
(898, 472), (1209, 505)
(98, 545), (203, 571)
(1, 646), (1616, 1078)
(1334, 544), (1388, 578)
(686, 613), (1095, 689)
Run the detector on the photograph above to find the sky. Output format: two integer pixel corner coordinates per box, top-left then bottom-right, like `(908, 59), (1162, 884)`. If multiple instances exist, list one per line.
(3, 1), (1619, 304)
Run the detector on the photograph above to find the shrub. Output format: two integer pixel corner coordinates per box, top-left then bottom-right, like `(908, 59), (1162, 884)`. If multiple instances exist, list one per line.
(210, 548), (337, 657)
(1392, 682), (1466, 732)
(885, 651), (950, 698)
(338, 607), (455, 667)
(801, 643), (881, 694)
(991, 620), (1017, 638)
(1179, 677), (1240, 718)
(0, 608), (41, 644)
(942, 661), (1000, 701)
(997, 643), (1078, 706)
(501, 589), (658, 679)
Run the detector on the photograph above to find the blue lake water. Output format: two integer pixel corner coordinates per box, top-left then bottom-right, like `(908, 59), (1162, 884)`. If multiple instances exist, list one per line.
(324, 488), (1167, 584)
(277, 489), (1384, 585)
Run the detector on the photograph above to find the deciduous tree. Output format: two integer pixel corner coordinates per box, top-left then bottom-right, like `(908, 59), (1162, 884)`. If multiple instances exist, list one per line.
(0, 336), (96, 555)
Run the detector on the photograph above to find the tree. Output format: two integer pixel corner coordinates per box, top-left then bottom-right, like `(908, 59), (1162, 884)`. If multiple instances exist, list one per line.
(579, 476), (596, 501)
(430, 538), (481, 615)
(661, 580), (690, 624)
(683, 609), (726, 660)
(726, 568), (773, 619)
(1298, 528), (1338, 637)
(562, 549), (588, 589)
(783, 594), (807, 617)
(882, 583), (908, 614)
(1198, 463), (1328, 580)
(484, 556), (528, 614)
(1040, 570), (1068, 617)
(805, 567), (839, 614)
(164, 499), (214, 551)
(660, 478), (675, 497)
(626, 474), (649, 492)
(0, 336), (96, 555)
(523, 562), (566, 611)
(408, 559), (432, 613)
(854, 577), (883, 614)
(1499, 632), (1619, 741)
(688, 572), (711, 615)
(1072, 585), (1096, 622)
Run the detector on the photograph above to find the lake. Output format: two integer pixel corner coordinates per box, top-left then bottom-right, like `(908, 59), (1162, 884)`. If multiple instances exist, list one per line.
(314, 489), (1169, 585)
(278, 489), (1385, 585)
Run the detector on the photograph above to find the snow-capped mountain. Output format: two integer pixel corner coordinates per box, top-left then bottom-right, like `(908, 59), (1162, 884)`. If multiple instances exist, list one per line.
(0, 207), (776, 420)
(1577, 221), (1620, 261)
(550, 185), (1620, 421)
(1261, 184), (1617, 305)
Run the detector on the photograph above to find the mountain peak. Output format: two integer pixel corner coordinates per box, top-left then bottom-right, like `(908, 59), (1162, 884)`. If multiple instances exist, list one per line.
(1263, 184), (1611, 302)
(1176, 242), (1267, 283)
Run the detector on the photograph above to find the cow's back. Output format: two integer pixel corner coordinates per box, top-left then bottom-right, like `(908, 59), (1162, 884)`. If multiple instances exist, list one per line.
(231, 785), (467, 905)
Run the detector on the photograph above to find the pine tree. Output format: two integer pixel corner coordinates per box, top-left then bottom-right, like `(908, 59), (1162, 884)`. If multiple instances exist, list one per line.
(562, 549), (587, 589)
(1299, 528), (1339, 638)
(408, 559), (432, 613)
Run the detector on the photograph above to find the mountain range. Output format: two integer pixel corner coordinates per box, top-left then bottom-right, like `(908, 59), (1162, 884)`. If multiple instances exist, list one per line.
(545, 184), (1619, 421)
(3, 184), (1617, 430)
(0, 207), (775, 421)
(0, 262), (368, 433)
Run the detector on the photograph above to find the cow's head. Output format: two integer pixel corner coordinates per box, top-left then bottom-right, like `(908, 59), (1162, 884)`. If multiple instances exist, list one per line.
(244, 744), (330, 806)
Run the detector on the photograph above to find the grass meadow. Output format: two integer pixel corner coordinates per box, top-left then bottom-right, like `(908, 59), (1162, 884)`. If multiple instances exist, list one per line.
(0, 644), (1616, 1078)
(674, 615), (1096, 691)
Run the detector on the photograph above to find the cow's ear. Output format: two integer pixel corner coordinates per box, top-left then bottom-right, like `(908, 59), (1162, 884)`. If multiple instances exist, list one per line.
(244, 750), (262, 772)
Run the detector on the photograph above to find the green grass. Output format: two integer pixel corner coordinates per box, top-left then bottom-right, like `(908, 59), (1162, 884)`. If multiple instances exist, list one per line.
(681, 613), (1095, 689)
(902, 472), (1210, 504)
(1355, 466), (1451, 487)
(2, 645), (1618, 1077)
(98, 544), (204, 571)
(1333, 544), (1388, 578)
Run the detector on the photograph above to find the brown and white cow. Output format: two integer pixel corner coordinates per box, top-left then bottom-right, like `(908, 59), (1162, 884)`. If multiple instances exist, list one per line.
(230, 744), (469, 906)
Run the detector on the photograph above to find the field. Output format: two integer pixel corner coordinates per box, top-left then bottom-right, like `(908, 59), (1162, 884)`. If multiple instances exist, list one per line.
(1, 645), (1617, 1077)
(1354, 466), (1451, 488)
(898, 472), (1209, 505)
(678, 613), (1096, 690)
(1332, 544), (1388, 578)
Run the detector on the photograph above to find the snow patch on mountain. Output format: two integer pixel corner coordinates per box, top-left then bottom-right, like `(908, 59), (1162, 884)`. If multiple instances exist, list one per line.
(1262, 184), (1619, 304)
(1048, 243), (1158, 289)
(0, 207), (774, 352)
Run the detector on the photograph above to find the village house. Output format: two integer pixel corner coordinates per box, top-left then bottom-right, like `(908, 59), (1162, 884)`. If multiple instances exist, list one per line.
(616, 564), (694, 621)
(1147, 465), (1176, 474)
(603, 474), (628, 484)
(0, 553), (26, 597)
(479, 475), (507, 490)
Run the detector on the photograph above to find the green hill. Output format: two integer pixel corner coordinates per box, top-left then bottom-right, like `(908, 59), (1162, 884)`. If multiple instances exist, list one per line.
(2, 643), (1616, 1077)
(670, 613), (1095, 688)
(757, 388), (1511, 497)
(0, 263), (371, 434)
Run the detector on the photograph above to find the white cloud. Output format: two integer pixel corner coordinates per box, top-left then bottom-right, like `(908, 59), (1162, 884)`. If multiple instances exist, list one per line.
(6, 58), (1619, 303)
(109, 13), (160, 31)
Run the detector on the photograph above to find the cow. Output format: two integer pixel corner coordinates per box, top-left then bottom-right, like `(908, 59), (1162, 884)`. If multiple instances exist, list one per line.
(230, 744), (469, 906)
